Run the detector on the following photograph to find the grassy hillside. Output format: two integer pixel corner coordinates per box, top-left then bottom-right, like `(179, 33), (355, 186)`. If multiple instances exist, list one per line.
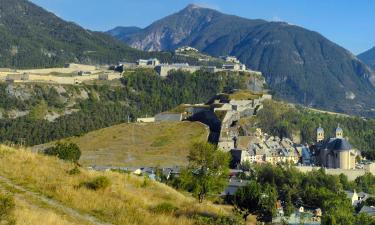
(0, 145), (239, 225)
(36, 121), (209, 167)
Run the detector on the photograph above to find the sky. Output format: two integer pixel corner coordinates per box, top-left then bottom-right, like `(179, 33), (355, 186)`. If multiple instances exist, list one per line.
(30, 0), (375, 55)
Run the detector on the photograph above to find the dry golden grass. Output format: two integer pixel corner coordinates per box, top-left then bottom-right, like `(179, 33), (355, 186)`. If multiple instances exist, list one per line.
(36, 121), (209, 167)
(0, 187), (89, 225)
(0, 146), (230, 225)
(14, 198), (81, 225)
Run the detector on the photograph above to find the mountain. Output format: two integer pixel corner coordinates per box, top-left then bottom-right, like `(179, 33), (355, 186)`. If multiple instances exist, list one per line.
(106, 26), (142, 42)
(109, 4), (375, 116)
(358, 47), (375, 70)
(0, 0), (146, 68)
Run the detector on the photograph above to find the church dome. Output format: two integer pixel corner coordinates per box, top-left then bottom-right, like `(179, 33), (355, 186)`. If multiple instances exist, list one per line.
(327, 138), (352, 152)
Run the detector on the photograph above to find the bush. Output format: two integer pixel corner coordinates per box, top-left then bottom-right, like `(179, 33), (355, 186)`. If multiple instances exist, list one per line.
(82, 176), (111, 191)
(141, 176), (150, 188)
(45, 142), (81, 163)
(151, 202), (178, 214)
(67, 166), (81, 175)
(0, 193), (15, 225)
(193, 215), (244, 225)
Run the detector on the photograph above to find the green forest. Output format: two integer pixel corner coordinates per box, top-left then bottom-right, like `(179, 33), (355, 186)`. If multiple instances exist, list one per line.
(233, 163), (375, 224)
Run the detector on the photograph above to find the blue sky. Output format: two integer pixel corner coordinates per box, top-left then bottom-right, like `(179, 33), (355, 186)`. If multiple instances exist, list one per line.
(30, 0), (375, 54)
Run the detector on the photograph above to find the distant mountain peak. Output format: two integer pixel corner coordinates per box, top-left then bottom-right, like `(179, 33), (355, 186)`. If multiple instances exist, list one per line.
(186, 3), (202, 9)
(183, 3), (218, 11)
(358, 47), (375, 70)
(107, 5), (375, 116)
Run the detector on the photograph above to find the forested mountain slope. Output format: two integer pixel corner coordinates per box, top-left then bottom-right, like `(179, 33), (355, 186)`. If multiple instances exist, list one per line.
(0, 0), (214, 68)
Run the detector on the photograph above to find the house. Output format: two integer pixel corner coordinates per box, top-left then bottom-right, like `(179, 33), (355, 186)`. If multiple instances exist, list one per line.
(300, 145), (313, 165)
(314, 208), (322, 217)
(147, 58), (160, 66)
(221, 178), (249, 198)
(358, 192), (370, 202)
(345, 190), (359, 206)
(136, 59), (148, 66)
(360, 206), (375, 216)
(161, 167), (181, 180)
(230, 149), (251, 167)
(222, 56), (240, 64)
(276, 200), (284, 216)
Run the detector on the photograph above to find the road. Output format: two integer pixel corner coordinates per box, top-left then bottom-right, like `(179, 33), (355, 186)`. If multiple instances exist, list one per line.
(0, 175), (113, 225)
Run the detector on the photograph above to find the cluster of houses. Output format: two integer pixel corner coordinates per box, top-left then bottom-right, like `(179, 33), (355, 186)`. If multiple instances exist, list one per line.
(229, 123), (361, 171)
(230, 129), (300, 166)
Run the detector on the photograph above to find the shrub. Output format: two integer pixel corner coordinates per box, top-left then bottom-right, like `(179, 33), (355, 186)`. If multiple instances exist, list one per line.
(0, 193), (15, 225)
(45, 142), (81, 163)
(82, 176), (111, 191)
(193, 215), (244, 225)
(151, 202), (178, 214)
(67, 166), (81, 175)
(141, 176), (150, 188)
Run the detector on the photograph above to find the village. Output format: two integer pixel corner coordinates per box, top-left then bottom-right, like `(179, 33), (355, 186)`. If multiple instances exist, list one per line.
(115, 55), (375, 223)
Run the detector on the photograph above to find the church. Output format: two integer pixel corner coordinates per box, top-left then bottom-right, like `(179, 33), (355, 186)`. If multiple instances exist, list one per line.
(313, 125), (357, 170)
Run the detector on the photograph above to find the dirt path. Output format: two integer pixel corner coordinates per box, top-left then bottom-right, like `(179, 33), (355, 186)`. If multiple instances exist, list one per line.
(0, 175), (113, 225)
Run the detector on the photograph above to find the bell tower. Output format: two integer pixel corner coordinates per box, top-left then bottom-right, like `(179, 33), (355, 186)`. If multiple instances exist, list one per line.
(317, 125), (324, 142)
(336, 124), (343, 139)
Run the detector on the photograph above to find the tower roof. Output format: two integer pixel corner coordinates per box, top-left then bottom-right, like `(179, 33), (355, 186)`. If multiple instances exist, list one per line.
(336, 124), (343, 133)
